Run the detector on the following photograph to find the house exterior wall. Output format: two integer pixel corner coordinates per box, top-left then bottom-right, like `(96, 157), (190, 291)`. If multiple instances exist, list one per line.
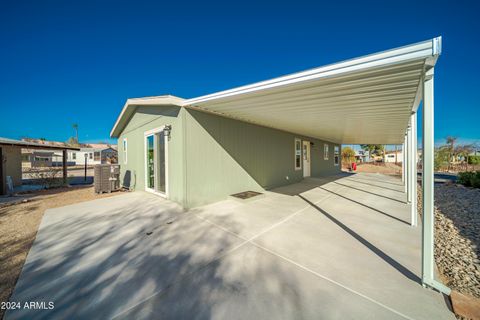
(183, 108), (341, 207)
(3, 146), (22, 187)
(116, 106), (341, 208)
(117, 105), (185, 206)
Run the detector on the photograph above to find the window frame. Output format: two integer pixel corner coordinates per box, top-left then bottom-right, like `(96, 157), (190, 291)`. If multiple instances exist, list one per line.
(324, 144), (329, 160)
(123, 138), (128, 164)
(72, 152), (76, 160)
(294, 138), (302, 170)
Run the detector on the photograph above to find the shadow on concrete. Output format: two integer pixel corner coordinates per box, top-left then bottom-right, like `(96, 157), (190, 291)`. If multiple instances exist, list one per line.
(333, 181), (407, 204)
(6, 193), (321, 319)
(298, 195), (421, 284)
(5, 195), (233, 319)
(317, 186), (410, 226)
(270, 173), (353, 196)
(341, 177), (405, 193)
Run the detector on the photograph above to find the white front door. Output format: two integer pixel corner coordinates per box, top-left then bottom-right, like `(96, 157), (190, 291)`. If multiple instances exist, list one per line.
(303, 141), (311, 177)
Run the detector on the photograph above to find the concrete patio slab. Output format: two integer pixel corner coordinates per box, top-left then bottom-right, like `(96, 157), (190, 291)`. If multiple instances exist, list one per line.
(6, 173), (455, 320)
(114, 243), (408, 320)
(6, 192), (244, 320)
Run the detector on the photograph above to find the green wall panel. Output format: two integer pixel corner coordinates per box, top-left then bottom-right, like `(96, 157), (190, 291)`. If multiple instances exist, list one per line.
(117, 105), (185, 206)
(184, 109), (341, 207)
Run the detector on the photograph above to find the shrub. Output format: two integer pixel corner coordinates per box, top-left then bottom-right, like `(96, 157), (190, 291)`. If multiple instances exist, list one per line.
(457, 171), (480, 188)
(468, 155), (480, 165)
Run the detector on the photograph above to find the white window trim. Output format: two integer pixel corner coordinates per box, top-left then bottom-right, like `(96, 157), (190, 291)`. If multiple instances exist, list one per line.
(123, 138), (128, 164)
(324, 144), (329, 160)
(334, 145), (340, 166)
(294, 138), (302, 170)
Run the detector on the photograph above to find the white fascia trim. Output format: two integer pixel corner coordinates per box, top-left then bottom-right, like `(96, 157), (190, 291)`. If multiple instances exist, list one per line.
(110, 95), (184, 138)
(183, 37), (442, 106)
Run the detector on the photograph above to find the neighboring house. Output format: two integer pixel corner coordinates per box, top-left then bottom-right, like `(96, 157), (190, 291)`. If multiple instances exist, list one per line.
(354, 150), (369, 163)
(111, 96), (341, 208)
(384, 150), (402, 163)
(68, 147), (118, 165)
(21, 150), (54, 168)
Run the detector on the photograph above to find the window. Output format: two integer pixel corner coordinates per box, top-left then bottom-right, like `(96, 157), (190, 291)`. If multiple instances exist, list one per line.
(94, 151), (101, 161)
(89, 153), (93, 159)
(123, 138), (128, 164)
(72, 152), (76, 160)
(294, 138), (302, 170)
(334, 146), (340, 166)
(324, 144), (329, 160)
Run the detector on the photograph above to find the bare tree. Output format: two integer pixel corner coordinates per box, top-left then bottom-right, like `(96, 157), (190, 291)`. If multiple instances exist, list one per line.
(445, 136), (457, 172)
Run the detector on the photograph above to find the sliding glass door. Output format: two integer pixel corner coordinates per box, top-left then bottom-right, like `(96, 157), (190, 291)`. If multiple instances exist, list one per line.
(145, 128), (167, 196)
(146, 135), (155, 189)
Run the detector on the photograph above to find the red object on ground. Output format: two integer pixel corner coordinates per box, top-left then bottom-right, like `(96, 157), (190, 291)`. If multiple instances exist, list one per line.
(351, 163), (357, 171)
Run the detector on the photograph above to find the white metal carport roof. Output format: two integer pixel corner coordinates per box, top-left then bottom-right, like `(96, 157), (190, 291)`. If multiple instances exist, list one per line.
(182, 37), (441, 144)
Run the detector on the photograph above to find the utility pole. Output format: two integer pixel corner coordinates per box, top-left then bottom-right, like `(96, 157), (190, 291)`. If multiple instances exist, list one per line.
(84, 153), (88, 182)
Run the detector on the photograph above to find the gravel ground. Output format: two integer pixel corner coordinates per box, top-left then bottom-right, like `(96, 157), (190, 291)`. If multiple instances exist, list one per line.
(0, 186), (120, 319)
(418, 183), (480, 299)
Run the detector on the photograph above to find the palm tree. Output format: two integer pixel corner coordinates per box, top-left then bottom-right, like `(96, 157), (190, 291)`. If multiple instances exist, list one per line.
(72, 123), (79, 144)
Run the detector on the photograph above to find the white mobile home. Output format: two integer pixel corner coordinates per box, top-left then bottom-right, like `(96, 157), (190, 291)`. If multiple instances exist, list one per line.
(68, 147), (117, 165)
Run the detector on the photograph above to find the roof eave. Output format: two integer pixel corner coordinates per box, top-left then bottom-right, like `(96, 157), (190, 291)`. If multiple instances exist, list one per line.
(183, 37), (442, 107)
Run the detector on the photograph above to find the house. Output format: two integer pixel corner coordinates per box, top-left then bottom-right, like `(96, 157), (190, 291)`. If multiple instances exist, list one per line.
(111, 37), (446, 293)
(21, 150), (55, 168)
(0, 137), (79, 195)
(384, 150), (402, 163)
(354, 150), (368, 163)
(67, 147), (117, 165)
(111, 95), (342, 208)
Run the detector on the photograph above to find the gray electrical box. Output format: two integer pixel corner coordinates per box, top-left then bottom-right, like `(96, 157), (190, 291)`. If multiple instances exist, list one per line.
(94, 164), (120, 194)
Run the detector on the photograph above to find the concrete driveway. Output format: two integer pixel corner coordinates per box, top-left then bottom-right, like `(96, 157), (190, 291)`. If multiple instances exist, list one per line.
(6, 173), (454, 320)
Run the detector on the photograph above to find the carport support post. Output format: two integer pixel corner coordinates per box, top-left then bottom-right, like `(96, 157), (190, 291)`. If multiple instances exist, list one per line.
(422, 68), (436, 286)
(406, 125), (412, 203)
(62, 149), (67, 186)
(421, 68), (450, 294)
(403, 134), (407, 193)
(411, 112), (418, 226)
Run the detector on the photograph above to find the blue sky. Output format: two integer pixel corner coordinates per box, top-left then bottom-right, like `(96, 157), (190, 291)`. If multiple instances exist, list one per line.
(0, 0), (478, 146)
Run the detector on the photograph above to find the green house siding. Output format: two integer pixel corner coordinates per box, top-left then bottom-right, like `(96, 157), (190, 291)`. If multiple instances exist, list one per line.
(117, 105), (185, 206)
(117, 106), (340, 208)
(184, 109), (341, 207)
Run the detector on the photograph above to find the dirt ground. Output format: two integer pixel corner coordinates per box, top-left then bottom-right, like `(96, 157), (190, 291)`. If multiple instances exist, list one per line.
(0, 186), (119, 318)
(344, 162), (402, 175)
